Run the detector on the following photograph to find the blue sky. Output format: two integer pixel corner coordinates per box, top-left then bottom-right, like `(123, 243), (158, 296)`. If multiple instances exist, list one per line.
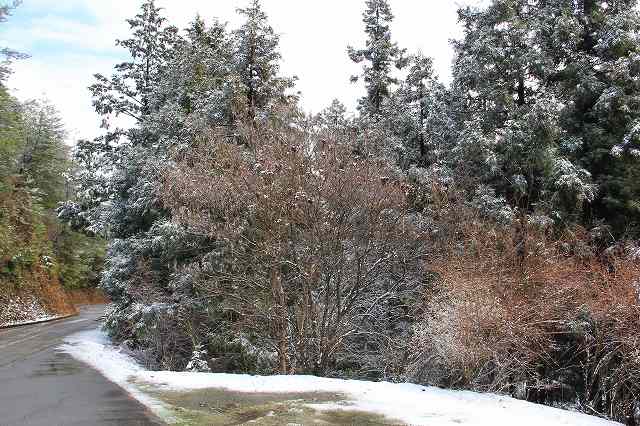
(1, 0), (470, 143)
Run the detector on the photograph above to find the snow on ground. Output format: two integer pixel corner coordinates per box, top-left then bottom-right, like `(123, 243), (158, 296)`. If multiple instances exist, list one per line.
(0, 296), (60, 327)
(59, 329), (174, 421)
(1, 315), (62, 327)
(61, 328), (623, 426)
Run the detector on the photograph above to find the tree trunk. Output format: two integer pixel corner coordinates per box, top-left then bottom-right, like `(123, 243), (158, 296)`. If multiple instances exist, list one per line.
(581, 0), (597, 53)
(271, 267), (289, 374)
(517, 75), (526, 107)
(418, 83), (427, 164)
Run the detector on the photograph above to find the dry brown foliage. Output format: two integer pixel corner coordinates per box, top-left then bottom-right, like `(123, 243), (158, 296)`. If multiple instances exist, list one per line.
(161, 121), (427, 376)
(409, 208), (640, 422)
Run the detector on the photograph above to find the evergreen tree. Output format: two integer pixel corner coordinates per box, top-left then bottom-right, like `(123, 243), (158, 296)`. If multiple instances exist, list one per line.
(233, 0), (295, 125)
(387, 54), (454, 168)
(0, 86), (23, 182)
(0, 1), (27, 181)
(61, 1), (186, 348)
(452, 0), (596, 224)
(90, 0), (178, 135)
(0, 2), (106, 298)
(545, 0), (640, 234)
(348, 0), (406, 118)
(62, 2), (299, 365)
(69, 0), (180, 241)
(19, 99), (68, 208)
(311, 99), (353, 148)
(319, 98), (348, 129)
(452, 0), (640, 232)
(148, 16), (235, 150)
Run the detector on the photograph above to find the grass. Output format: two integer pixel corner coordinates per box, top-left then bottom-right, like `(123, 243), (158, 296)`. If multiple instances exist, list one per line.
(144, 386), (403, 425)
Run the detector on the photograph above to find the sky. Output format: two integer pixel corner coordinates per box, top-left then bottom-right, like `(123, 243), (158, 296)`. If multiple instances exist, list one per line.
(0, 0), (475, 144)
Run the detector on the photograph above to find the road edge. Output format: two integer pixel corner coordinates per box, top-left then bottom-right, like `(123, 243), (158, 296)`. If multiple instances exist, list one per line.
(0, 313), (79, 330)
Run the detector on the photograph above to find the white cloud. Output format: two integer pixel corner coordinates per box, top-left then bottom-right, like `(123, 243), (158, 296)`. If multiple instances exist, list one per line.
(5, 0), (472, 144)
(22, 16), (126, 52)
(8, 54), (117, 142)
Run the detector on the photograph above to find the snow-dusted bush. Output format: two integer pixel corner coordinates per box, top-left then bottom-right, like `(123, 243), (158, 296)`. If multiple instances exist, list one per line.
(406, 217), (640, 423)
(162, 120), (427, 377)
(185, 344), (211, 373)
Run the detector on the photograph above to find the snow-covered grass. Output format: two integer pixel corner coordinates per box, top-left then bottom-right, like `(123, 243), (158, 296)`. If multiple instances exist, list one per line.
(60, 328), (623, 426)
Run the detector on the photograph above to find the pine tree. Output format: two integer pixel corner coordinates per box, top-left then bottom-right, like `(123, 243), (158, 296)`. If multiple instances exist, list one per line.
(148, 16), (235, 150)
(453, 0), (640, 233)
(312, 99), (353, 148)
(451, 0), (596, 224)
(387, 54), (454, 168)
(544, 0), (640, 234)
(319, 99), (348, 129)
(69, 0), (180, 241)
(348, 0), (406, 118)
(61, 3), (299, 365)
(89, 0), (178, 136)
(233, 0), (295, 125)
(61, 2), (186, 350)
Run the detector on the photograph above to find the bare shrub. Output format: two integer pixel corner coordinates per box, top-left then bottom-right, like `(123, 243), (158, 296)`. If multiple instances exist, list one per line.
(161, 120), (427, 377)
(407, 210), (640, 422)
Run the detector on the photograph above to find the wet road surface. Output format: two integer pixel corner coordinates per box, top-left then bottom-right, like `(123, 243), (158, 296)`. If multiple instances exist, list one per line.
(0, 305), (162, 426)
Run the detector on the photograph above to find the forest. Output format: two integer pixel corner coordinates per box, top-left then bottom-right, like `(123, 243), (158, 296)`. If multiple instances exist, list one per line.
(3, 0), (640, 424)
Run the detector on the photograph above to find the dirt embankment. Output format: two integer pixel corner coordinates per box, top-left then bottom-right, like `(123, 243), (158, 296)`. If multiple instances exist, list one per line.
(0, 271), (77, 326)
(0, 283), (108, 327)
(66, 288), (109, 306)
(1, 178), (107, 327)
(0, 271), (108, 327)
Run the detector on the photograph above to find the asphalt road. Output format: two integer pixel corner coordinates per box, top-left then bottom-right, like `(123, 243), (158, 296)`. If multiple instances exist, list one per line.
(0, 305), (162, 426)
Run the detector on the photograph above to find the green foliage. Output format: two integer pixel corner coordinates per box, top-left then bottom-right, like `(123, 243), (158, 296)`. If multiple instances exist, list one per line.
(54, 224), (106, 290)
(0, 98), (23, 198)
(348, 0), (407, 117)
(0, 179), (51, 284)
(451, 0), (640, 234)
(206, 334), (271, 374)
(233, 0), (295, 123)
(44, 2), (640, 423)
(0, 74), (104, 291)
(18, 99), (69, 208)
(64, 0), (297, 362)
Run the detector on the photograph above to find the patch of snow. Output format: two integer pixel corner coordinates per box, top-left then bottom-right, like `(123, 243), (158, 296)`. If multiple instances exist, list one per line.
(2, 315), (61, 327)
(0, 295), (59, 327)
(61, 328), (622, 426)
(59, 329), (173, 421)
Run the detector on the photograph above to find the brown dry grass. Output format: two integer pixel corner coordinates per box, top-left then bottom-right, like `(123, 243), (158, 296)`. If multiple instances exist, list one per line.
(410, 215), (640, 422)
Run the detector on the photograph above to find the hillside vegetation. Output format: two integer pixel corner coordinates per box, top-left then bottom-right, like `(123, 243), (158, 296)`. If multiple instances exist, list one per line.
(0, 32), (105, 324)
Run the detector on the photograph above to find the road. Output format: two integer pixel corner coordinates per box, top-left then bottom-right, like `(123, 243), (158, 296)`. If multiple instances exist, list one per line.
(0, 305), (162, 426)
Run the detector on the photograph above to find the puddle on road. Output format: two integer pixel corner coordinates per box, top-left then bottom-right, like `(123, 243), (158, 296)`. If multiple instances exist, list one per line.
(140, 386), (403, 425)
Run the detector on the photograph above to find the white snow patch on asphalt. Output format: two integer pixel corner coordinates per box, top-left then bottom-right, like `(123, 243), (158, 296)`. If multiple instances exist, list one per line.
(61, 328), (623, 426)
